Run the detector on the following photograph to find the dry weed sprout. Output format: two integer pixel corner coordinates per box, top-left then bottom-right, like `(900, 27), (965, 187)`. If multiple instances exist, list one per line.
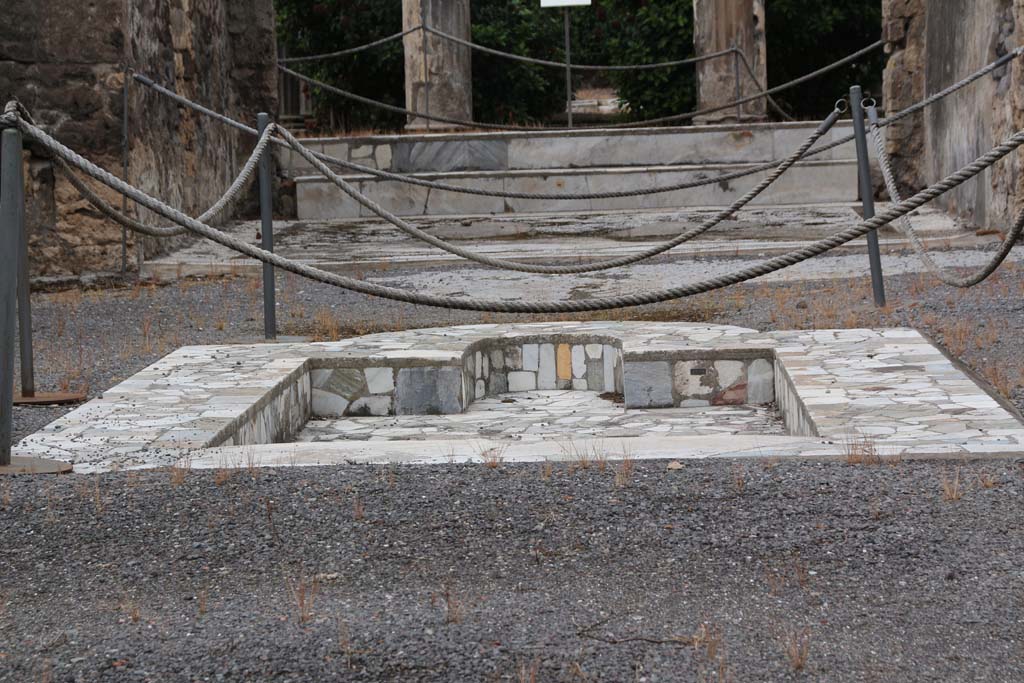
(844, 433), (882, 465)
(539, 460), (554, 480)
(352, 495), (365, 521)
(558, 440), (591, 470)
(169, 452), (192, 486)
(288, 572), (320, 624)
(614, 445), (636, 488)
(214, 467), (232, 486)
(731, 463), (746, 494)
(517, 658), (541, 683)
(311, 308), (342, 341)
(439, 585), (463, 624)
(782, 627), (811, 671)
(941, 466), (964, 501)
(479, 443), (507, 469)
(977, 471), (999, 489)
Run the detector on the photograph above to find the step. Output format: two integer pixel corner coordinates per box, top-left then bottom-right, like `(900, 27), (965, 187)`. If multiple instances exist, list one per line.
(139, 204), (974, 283)
(295, 158), (860, 219)
(277, 120), (862, 176)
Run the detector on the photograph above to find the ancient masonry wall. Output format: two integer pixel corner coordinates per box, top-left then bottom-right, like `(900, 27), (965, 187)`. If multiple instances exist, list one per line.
(0, 0), (277, 277)
(882, 0), (1023, 230)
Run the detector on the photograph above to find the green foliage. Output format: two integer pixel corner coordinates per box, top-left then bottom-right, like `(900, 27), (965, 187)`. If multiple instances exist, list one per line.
(468, 3), (564, 125)
(276, 1), (405, 131)
(275, 0), (884, 131)
(765, 0), (885, 116)
(575, 1), (696, 122)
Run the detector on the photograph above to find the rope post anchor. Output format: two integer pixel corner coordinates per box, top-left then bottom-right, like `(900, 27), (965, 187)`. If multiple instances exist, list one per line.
(0, 129), (73, 474)
(1, 128), (22, 466)
(258, 112), (277, 340)
(850, 85), (887, 307)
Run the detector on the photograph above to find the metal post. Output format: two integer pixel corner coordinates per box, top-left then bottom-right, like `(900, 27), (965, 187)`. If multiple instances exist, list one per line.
(14, 141), (34, 398)
(257, 112), (277, 340)
(733, 49), (742, 121)
(850, 85), (886, 307)
(120, 70), (130, 278)
(419, 1), (431, 130)
(1, 129), (24, 465)
(564, 8), (573, 128)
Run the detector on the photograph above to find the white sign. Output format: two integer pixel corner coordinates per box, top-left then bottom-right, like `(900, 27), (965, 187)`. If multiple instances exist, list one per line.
(541, 0), (591, 7)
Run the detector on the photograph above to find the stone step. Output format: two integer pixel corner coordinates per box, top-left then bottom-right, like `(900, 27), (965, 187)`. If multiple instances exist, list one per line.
(295, 158), (861, 219)
(277, 120), (862, 176)
(139, 204), (975, 283)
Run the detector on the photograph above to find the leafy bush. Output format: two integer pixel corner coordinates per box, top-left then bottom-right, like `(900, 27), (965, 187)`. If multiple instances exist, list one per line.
(276, 1), (406, 131)
(275, 0), (883, 131)
(765, 0), (885, 116)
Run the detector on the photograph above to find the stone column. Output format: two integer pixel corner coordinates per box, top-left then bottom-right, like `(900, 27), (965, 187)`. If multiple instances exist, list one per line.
(402, 0), (473, 130)
(693, 0), (767, 124)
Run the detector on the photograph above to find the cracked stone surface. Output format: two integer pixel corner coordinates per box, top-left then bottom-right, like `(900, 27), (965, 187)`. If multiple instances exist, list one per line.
(298, 390), (786, 443)
(13, 322), (1024, 473)
(140, 204), (979, 281)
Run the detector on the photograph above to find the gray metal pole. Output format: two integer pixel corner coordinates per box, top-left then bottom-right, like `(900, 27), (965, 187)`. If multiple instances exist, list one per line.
(14, 139), (34, 397)
(1, 129), (25, 465)
(420, 1), (431, 131)
(257, 112), (277, 340)
(850, 85), (886, 307)
(120, 70), (130, 278)
(733, 49), (742, 121)
(564, 8), (573, 128)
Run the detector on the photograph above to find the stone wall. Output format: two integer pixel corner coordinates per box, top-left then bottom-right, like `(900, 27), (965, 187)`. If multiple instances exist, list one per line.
(0, 0), (277, 277)
(882, 0), (1022, 229)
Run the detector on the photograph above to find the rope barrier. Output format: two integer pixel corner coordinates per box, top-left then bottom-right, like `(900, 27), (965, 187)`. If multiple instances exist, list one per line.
(278, 26), (420, 63)
(278, 40), (884, 132)
(277, 109), (840, 274)
(132, 72), (849, 201)
(9, 105), (1022, 313)
(868, 107), (1024, 287)
(57, 122), (277, 237)
(136, 44), (1020, 204)
(421, 24), (737, 71)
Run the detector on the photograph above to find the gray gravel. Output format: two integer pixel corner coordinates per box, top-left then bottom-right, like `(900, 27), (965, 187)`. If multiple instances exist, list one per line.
(5, 255), (1024, 681)
(2, 459), (1023, 682)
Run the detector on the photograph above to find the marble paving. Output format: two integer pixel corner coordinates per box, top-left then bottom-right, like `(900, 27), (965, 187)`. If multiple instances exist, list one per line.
(12, 322), (1024, 472)
(139, 204), (977, 282)
(298, 390), (786, 443)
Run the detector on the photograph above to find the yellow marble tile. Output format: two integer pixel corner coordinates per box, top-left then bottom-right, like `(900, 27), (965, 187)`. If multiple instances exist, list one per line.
(556, 344), (572, 380)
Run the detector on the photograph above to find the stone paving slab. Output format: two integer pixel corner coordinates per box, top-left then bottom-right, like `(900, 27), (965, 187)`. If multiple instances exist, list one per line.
(141, 204), (971, 282)
(298, 390), (786, 443)
(13, 322), (1024, 472)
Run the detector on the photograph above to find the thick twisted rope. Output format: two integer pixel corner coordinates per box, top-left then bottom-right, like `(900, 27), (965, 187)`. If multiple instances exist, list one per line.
(56, 121), (277, 238)
(868, 106), (1024, 287)
(278, 40), (883, 132)
(11, 106), (1022, 313)
(134, 72), (849, 202)
(279, 26), (420, 63)
(277, 109), (840, 274)
(421, 24), (737, 71)
(137, 47), (1020, 203)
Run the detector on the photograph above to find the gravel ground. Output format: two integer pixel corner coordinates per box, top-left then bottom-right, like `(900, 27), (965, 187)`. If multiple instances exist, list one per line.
(5, 250), (1024, 680)
(11, 251), (1024, 442)
(2, 459), (1022, 682)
